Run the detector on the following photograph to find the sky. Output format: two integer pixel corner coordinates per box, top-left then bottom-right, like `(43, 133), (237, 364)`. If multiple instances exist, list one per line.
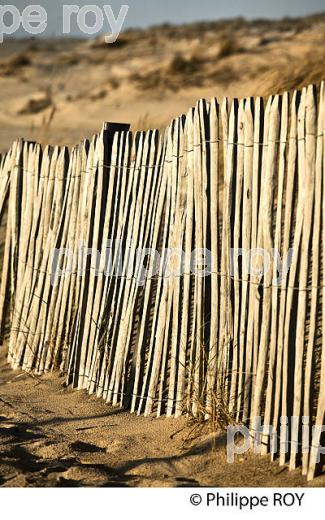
(9, 0), (325, 37)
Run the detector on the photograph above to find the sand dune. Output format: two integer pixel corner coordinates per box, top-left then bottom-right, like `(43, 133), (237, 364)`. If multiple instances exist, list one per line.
(0, 14), (324, 152)
(1, 348), (323, 487)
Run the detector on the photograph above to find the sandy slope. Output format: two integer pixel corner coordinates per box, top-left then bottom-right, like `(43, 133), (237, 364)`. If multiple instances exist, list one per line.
(0, 15), (324, 152)
(1, 348), (324, 488)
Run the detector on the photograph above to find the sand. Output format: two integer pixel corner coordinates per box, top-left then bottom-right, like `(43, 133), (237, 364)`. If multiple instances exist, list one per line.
(1, 347), (325, 487)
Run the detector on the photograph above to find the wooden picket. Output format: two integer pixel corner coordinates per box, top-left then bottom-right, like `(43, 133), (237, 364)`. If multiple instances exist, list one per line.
(0, 82), (324, 480)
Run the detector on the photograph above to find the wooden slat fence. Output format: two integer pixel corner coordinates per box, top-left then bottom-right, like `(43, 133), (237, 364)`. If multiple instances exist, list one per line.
(0, 83), (324, 480)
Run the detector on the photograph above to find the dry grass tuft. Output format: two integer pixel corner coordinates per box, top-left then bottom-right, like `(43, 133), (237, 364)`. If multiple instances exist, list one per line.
(217, 35), (243, 59)
(0, 52), (31, 76)
(55, 53), (80, 67)
(168, 53), (204, 75)
(19, 88), (53, 115)
(257, 50), (325, 96)
(130, 52), (206, 92)
(208, 64), (240, 85)
(38, 106), (57, 145)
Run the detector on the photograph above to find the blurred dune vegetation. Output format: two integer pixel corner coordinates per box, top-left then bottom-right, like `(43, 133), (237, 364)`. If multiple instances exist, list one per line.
(0, 13), (324, 150)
